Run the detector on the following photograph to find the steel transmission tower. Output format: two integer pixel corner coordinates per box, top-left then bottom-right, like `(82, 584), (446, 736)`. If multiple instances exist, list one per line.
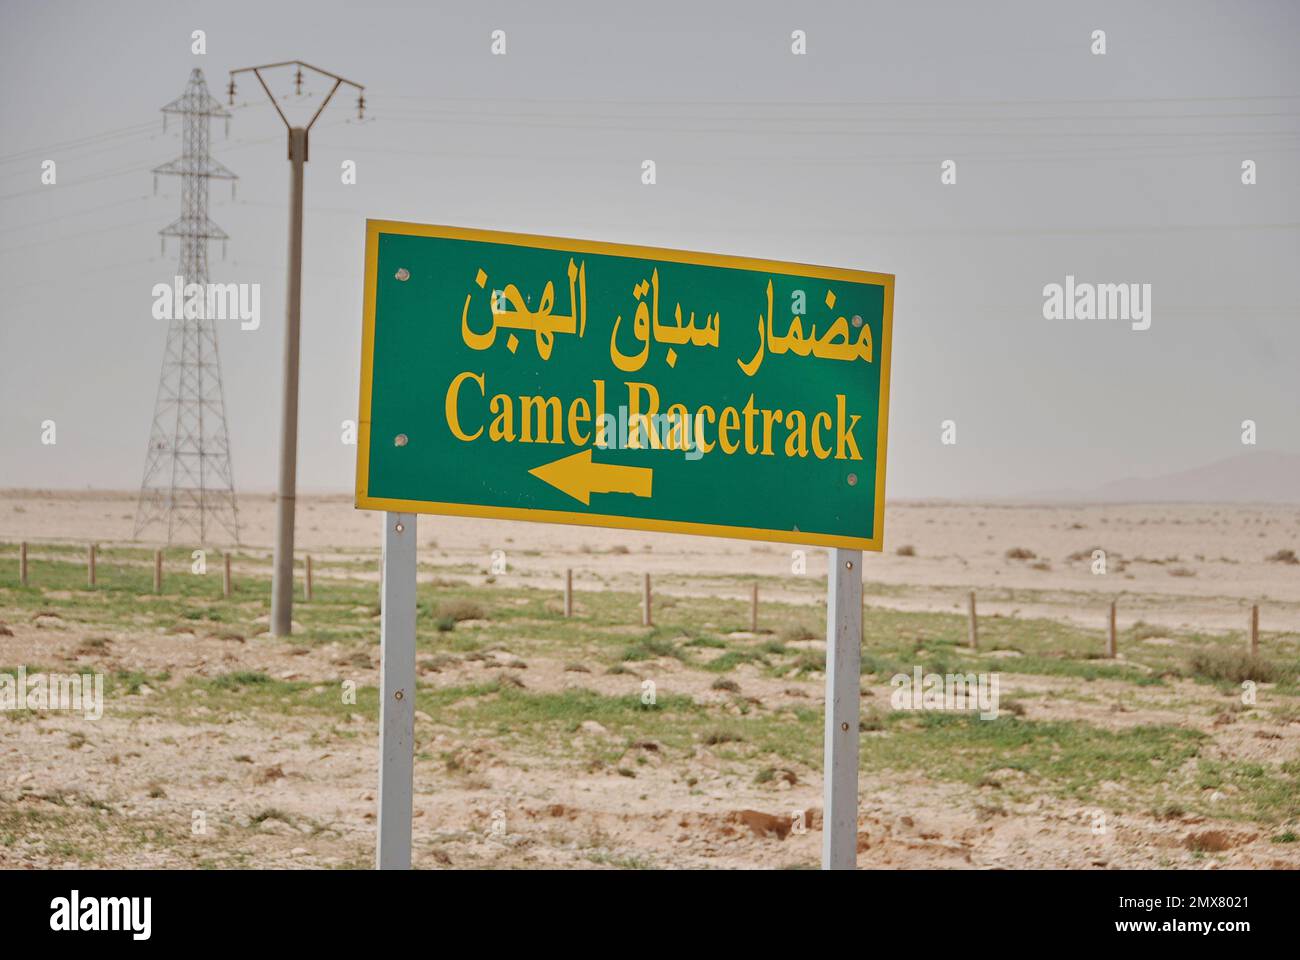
(135, 69), (240, 545)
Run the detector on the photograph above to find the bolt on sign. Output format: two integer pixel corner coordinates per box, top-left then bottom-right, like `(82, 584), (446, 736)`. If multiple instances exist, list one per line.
(356, 221), (894, 549)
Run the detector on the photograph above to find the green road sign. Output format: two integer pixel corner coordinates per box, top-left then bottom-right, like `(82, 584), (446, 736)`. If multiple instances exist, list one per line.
(356, 221), (894, 550)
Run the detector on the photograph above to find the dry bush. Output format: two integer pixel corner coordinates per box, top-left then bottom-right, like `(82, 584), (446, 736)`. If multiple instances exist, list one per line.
(433, 599), (487, 622)
(1186, 649), (1288, 685)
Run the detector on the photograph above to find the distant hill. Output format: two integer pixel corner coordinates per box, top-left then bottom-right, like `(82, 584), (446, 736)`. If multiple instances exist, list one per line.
(1029, 452), (1300, 504)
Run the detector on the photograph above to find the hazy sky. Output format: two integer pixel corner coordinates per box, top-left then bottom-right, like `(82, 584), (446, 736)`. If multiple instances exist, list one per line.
(1, 0), (1297, 500)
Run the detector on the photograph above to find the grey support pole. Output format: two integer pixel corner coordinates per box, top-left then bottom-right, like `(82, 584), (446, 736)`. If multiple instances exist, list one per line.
(823, 547), (862, 870)
(233, 60), (364, 636)
(377, 511), (417, 869)
(271, 126), (307, 638)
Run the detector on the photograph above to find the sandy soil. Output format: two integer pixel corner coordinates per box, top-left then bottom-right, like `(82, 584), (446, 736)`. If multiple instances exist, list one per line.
(2, 610), (1296, 870)
(1, 490), (1298, 869)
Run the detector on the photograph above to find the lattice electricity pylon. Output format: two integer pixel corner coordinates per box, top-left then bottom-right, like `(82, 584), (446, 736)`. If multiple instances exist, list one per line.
(134, 68), (240, 545)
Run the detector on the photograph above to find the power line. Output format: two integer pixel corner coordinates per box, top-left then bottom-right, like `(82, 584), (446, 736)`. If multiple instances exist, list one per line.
(380, 92), (1300, 107)
(0, 120), (159, 165)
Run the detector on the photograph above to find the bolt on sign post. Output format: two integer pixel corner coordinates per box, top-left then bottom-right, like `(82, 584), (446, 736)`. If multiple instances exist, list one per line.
(355, 221), (894, 870)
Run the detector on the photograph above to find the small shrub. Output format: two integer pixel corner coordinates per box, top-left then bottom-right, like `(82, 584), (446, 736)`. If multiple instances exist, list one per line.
(620, 636), (680, 662)
(686, 635), (727, 649)
(896, 545), (916, 557)
(703, 729), (744, 746)
(433, 599), (486, 622)
(210, 671), (272, 690)
(1266, 549), (1298, 565)
(1186, 649), (1288, 685)
(1005, 547), (1036, 560)
(859, 708), (886, 731)
(1127, 621), (1164, 641)
(779, 624), (816, 644)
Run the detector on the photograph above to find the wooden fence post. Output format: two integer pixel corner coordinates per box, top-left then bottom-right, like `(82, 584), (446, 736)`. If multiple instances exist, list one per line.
(1249, 604), (1259, 657)
(1106, 601), (1117, 658)
(154, 549), (162, 594)
(19, 542), (28, 586)
(305, 554), (313, 602)
(750, 583), (759, 632)
(564, 568), (573, 618)
(87, 543), (96, 587)
(223, 552), (232, 598)
(642, 573), (652, 627)
(967, 591), (978, 650)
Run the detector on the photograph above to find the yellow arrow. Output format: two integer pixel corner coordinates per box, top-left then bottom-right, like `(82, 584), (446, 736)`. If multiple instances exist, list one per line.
(528, 449), (653, 506)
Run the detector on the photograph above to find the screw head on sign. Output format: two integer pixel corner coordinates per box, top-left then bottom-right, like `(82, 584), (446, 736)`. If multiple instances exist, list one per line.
(852, 315), (863, 328)
(846, 561), (854, 570)
(395, 268), (410, 281)
(394, 434), (408, 447)
(840, 722), (849, 731)
(847, 473), (858, 486)
(394, 690), (404, 701)
(395, 522), (405, 533)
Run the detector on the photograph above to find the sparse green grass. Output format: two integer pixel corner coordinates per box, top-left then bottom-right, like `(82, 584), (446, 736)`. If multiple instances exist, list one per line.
(3, 539), (1300, 867)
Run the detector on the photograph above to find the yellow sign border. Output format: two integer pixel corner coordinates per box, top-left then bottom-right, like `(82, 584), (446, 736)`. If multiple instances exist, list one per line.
(355, 219), (894, 551)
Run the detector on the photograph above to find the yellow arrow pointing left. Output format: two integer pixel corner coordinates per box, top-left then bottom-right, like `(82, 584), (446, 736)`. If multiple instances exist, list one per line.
(528, 449), (653, 506)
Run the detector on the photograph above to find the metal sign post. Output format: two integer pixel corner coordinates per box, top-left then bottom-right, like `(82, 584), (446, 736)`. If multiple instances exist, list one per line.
(376, 511), (417, 869)
(823, 548), (862, 869)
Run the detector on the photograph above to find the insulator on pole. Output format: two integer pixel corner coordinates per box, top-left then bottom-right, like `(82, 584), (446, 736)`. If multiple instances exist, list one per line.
(357, 93), (366, 120)
(294, 66), (304, 96)
(228, 78), (236, 105)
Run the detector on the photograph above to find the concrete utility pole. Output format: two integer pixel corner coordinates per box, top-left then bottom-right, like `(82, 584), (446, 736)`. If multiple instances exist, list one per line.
(229, 61), (365, 636)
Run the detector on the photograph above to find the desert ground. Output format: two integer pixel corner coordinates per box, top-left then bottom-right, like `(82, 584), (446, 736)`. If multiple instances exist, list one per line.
(1, 489), (1298, 869)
